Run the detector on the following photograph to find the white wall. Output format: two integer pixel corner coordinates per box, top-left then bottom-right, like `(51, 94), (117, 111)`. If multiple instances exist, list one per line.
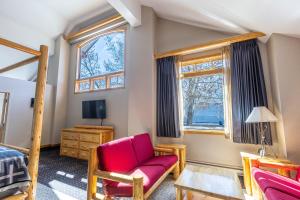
(0, 76), (54, 148)
(155, 19), (280, 168)
(267, 34), (300, 163)
(49, 36), (70, 144)
(127, 7), (156, 136)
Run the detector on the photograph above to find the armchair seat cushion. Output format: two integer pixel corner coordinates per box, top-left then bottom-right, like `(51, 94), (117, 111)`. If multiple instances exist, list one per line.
(142, 155), (178, 170)
(252, 167), (300, 198)
(265, 188), (299, 200)
(104, 165), (165, 197)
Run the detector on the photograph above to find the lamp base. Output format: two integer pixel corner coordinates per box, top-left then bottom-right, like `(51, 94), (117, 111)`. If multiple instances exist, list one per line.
(258, 147), (266, 157)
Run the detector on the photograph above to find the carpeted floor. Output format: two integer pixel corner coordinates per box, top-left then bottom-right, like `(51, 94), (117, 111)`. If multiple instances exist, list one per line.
(37, 148), (176, 200)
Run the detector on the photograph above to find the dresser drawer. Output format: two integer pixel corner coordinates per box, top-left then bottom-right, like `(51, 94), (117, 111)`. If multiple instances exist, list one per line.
(61, 147), (78, 158)
(79, 142), (99, 151)
(62, 139), (78, 148)
(78, 150), (89, 160)
(62, 132), (79, 140)
(80, 133), (100, 143)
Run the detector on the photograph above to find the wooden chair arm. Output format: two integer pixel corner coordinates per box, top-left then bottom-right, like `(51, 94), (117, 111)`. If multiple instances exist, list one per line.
(93, 169), (144, 199)
(94, 169), (136, 184)
(256, 159), (300, 171)
(154, 146), (175, 154)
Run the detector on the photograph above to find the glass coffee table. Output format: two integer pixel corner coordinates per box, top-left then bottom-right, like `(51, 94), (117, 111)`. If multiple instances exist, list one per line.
(174, 164), (244, 200)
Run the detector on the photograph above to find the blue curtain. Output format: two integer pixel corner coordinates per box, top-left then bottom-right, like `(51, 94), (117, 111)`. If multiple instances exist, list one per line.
(156, 56), (180, 138)
(231, 39), (272, 145)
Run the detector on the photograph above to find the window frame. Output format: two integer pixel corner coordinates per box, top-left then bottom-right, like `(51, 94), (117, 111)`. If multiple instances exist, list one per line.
(179, 53), (225, 135)
(74, 28), (126, 94)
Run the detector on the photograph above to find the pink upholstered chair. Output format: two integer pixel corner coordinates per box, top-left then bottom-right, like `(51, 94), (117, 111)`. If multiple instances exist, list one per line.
(251, 159), (300, 200)
(87, 133), (180, 200)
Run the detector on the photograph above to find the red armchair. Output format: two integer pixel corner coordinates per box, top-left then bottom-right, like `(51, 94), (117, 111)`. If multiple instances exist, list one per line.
(251, 159), (300, 200)
(87, 133), (180, 200)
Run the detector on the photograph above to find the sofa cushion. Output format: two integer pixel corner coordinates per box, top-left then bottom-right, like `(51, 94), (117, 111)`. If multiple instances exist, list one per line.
(142, 155), (178, 170)
(131, 133), (154, 164)
(252, 167), (300, 198)
(265, 188), (299, 200)
(104, 165), (165, 197)
(97, 137), (138, 173)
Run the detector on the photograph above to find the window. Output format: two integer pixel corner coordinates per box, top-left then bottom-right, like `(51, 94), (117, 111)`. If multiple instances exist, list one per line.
(75, 30), (125, 93)
(180, 53), (225, 133)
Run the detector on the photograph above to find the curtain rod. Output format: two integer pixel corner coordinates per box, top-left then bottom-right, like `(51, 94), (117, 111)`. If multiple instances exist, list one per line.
(154, 32), (266, 59)
(64, 14), (124, 41)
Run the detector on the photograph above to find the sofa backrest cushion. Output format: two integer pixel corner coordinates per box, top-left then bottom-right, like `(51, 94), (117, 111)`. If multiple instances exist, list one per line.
(97, 137), (138, 173)
(131, 133), (154, 164)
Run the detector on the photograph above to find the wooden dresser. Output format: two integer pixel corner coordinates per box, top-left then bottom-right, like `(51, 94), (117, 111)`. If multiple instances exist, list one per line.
(60, 125), (114, 160)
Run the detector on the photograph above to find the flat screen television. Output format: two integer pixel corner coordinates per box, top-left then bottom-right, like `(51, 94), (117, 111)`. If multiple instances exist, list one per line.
(82, 100), (106, 119)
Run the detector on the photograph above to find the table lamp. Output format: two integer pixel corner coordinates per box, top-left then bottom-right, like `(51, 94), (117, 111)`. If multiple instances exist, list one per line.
(246, 106), (277, 157)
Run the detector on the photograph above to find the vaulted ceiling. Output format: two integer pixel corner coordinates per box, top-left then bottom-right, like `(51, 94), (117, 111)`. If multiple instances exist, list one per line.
(1, 0), (300, 80)
(141, 0), (300, 39)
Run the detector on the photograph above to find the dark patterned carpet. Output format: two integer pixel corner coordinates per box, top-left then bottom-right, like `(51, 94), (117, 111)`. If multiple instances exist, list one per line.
(36, 148), (176, 200)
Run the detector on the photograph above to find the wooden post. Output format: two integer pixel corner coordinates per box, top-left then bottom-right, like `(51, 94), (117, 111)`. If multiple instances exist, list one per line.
(27, 45), (48, 200)
(175, 188), (183, 200)
(173, 149), (180, 179)
(133, 176), (143, 200)
(87, 148), (98, 200)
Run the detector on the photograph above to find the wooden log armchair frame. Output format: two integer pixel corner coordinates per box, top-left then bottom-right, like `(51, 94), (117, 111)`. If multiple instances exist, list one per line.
(251, 158), (300, 200)
(88, 146), (180, 200)
(0, 38), (49, 200)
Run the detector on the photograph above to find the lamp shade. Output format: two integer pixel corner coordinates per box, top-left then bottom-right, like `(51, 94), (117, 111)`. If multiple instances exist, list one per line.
(246, 106), (278, 123)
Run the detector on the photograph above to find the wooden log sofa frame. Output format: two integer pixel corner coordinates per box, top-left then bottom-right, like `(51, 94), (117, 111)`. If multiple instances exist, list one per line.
(0, 38), (49, 200)
(87, 146), (180, 200)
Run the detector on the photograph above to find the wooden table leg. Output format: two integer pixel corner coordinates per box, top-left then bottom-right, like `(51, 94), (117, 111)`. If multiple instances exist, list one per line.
(176, 188), (183, 200)
(180, 147), (186, 172)
(187, 191), (193, 200)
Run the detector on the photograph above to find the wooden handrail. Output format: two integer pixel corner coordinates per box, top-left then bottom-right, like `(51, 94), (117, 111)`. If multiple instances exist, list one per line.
(65, 14), (124, 41)
(0, 38), (41, 56)
(0, 56), (39, 74)
(155, 32), (266, 59)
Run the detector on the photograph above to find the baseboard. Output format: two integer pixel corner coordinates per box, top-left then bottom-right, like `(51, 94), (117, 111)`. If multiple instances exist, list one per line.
(187, 159), (243, 171)
(41, 143), (60, 149)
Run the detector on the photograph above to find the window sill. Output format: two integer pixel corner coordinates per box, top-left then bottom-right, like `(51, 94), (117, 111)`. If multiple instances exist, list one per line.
(183, 129), (224, 136)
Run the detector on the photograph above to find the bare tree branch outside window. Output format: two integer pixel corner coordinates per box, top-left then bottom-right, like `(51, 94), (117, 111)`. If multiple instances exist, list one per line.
(76, 31), (125, 92)
(181, 60), (224, 130)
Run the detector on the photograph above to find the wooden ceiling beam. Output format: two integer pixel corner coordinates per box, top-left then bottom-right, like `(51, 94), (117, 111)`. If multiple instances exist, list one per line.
(155, 32), (266, 59)
(0, 56), (39, 74)
(0, 38), (41, 56)
(106, 0), (141, 27)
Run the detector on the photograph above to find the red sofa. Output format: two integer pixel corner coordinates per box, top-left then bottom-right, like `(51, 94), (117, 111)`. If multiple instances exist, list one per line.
(252, 160), (300, 200)
(87, 133), (180, 200)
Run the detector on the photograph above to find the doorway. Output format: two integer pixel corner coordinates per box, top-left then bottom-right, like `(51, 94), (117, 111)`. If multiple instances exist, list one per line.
(0, 92), (9, 142)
